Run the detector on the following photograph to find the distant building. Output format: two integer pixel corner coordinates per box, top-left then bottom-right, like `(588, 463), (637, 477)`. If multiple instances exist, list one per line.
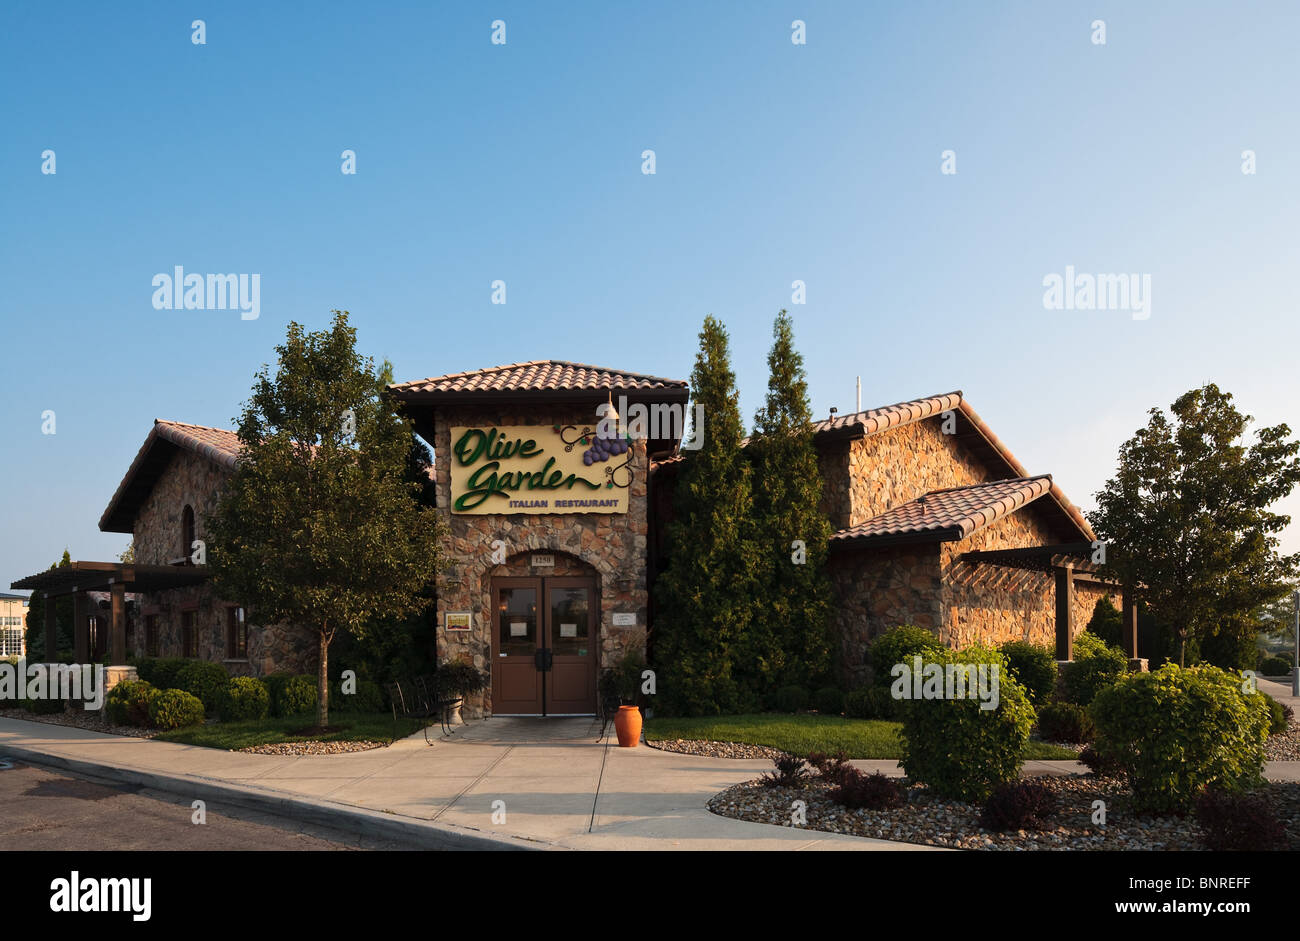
(0, 592), (26, 657)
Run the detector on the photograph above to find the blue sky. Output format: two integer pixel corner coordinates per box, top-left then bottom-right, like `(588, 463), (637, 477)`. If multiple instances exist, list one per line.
(3, 1), (1299, 587)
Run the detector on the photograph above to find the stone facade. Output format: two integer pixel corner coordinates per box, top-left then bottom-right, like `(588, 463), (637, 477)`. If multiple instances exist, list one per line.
(822, 417), (1120, 684)
(431, 404), (651, 718)
(129, 448), (315, 677)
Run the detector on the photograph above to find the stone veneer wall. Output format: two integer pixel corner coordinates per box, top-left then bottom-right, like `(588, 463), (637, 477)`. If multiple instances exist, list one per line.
(432, 404), (650, 717)
(828, 543), (943, 684)
(845, 420), (993, 526)
(130, 448), (315, 677)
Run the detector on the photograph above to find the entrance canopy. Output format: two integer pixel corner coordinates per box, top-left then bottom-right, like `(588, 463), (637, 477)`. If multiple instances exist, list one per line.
(11, 561), (208, 664)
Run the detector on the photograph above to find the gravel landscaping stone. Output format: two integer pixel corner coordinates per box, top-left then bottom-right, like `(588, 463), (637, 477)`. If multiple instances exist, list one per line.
(644, 738), (785, 760)
(238, 741), (386, 756)
(708, 770), (1300, 850)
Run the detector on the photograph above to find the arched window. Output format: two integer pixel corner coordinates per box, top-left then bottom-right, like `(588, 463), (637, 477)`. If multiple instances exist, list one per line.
(181, 505), (195, 564)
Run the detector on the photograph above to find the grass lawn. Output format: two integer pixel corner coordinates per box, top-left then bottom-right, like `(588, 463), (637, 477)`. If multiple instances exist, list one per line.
(155, 712), (425, 750)
(643, 713), (1078, 760)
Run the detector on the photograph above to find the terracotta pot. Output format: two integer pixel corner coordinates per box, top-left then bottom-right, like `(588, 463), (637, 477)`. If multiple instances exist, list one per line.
(614, 705), (642, 747)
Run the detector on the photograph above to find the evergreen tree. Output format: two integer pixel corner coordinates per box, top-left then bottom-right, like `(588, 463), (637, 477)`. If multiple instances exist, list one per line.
(747, 311), (835, 689)
(24, 550), (73, 660)
(652, 316), (760, 715)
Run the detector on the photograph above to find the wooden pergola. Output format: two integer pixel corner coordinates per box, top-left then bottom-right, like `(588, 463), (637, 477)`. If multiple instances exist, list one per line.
(11, 562), (208, 664)
(960, 542), (1139, 662)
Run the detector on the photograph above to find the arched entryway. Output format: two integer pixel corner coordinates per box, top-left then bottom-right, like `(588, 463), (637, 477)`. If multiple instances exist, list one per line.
(490, 553), (599, 715)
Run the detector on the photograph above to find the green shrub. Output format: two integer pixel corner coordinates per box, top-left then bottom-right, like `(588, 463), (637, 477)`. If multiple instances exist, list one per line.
(999, 641), (1057, 706)
(869, 625), (943, 687)
(844, 688), (872, 719)
(1260, 656), (1292, 677)
(217, 677), (270, 722)
(1090, 664), (1271, 813)
(148, 689), (206, 730)
(773, 685), (809, 713)
(330, 677), (384, 713)
(24, 695), (66, 715)
(276, 675), (318, 717)
(1258, 690), (1292, 736)
(135, 657), (187, 692)
(105, 680), (158, 727)
(1071, 630), (1110, 661)
(174, 661), (229, 712)
(1062, 644), (1128, 705)
(812, 687), (844, 715)
(1035, 701), (1095, 743)
(897, 645), (1035, 802)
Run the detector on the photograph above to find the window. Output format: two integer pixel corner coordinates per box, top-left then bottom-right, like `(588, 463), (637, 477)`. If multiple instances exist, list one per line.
(181, 610), (196, 658)
(225, 607), (247, 659)
(145, 615), (158, 657)
(181, 505), (196, 564)
(0, 628), (21, 657)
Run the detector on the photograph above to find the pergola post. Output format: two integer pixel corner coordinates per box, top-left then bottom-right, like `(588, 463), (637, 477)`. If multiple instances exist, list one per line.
(72, 589), (89, 663)
(43, 593), (58, 662)
(110, 581), (127, 665)
(1054, 564), (1075, 660)
(1121, 588), (1139, 659)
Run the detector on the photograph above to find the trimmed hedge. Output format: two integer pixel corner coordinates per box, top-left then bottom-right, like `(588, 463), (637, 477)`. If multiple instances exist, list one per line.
(330, 677), (384, 713)
(1258, 690), (1292, 736)
(134, 657), (188, 693)
(897, 645), (1036, 802)
(869, 625), (943, 687)
(217, 677), (271, 722)
(1035, 701), (1094, 744)
(999, 641), (1057, 707)
(105, 680), (158, 727)
(175, 661), (230, 712)
(148, 689), (206, 730)
(276, 675), (318, 717)
(812, 687), (844, 716)
(1061, 644), (1127, 706)
(1260, 656), (1292, 677)
(773, 685), (810, 713)
(1090, 664), (1271, 813)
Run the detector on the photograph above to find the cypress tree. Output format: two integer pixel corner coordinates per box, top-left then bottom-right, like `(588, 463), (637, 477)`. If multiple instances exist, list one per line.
(24, 550), (74, 661)
(652, 316), (760, 715)
(748, 311), (835, 689)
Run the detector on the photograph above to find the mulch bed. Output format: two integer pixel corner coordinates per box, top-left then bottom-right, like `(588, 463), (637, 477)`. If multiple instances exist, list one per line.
(0, 706), (157, 739)
(709, 772), (1300, 850)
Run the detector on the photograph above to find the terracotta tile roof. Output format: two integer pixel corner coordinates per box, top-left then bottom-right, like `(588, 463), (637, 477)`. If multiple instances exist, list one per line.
(99, 420), (240, 533)
(810, 391), (963, 437)
(388, 360), (687, 396)
(154, 420), (241, 469)
(829, 476), (1054, 545)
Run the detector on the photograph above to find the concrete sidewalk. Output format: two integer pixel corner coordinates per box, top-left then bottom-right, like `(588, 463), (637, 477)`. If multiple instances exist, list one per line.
(0, 715), (927, 851)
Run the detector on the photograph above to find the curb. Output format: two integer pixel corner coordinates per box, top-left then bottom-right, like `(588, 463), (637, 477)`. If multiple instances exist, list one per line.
(0, 741), (549, 852)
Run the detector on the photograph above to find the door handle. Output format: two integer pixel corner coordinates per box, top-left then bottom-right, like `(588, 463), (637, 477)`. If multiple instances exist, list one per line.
(534, 649), (553, 671)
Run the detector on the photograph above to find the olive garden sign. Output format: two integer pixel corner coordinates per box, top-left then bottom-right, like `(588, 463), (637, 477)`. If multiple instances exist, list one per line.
(449, 425), (632, 515)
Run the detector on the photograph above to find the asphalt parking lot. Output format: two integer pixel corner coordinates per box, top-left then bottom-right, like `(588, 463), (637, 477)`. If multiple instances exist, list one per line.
(0, 756), (410, 851)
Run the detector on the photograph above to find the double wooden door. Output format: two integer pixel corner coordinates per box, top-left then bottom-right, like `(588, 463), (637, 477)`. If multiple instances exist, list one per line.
(491, 576), (597, 715)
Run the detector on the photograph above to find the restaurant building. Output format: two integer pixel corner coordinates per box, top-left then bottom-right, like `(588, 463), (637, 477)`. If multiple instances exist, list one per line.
(12, 360), (1137, 715)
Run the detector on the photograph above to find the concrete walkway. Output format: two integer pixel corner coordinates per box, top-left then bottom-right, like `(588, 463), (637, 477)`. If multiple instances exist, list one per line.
(0, 715), (928, 851)
(6, 711), (1296, 849)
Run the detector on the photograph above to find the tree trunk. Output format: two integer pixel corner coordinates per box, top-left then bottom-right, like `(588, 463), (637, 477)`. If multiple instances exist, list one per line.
(317, 631), (329, 727)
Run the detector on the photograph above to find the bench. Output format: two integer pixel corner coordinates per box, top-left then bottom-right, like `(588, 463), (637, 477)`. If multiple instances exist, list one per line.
(386, 676), (463, 744)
